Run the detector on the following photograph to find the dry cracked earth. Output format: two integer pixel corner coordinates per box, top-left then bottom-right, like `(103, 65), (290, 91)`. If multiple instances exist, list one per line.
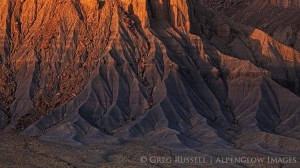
(0, 0), (300, 167)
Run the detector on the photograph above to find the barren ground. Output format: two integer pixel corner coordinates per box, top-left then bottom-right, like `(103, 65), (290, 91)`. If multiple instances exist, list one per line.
(0, 132), (299, 168)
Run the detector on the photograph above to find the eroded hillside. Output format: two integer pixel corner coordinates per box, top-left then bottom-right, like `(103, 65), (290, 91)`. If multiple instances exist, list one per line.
(0, 0), (299, 160)
(201, 0), (300, 51)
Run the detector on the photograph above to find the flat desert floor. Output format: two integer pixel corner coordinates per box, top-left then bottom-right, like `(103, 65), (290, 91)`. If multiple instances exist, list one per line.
(0, 133), (299, 168)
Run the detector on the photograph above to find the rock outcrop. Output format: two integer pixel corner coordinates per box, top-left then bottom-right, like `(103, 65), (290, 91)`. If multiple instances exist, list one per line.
(0, 0), (299, 157)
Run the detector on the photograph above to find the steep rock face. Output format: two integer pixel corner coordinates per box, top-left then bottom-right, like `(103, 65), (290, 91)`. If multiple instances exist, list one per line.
(120, 0), (150, 28)
(0, 0), (119, 130)
(0, 0), (299, 155)
(202, 0), (300, 51)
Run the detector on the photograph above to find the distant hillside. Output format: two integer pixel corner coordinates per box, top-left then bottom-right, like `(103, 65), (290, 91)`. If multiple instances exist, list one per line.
(202, 0), (300, 51)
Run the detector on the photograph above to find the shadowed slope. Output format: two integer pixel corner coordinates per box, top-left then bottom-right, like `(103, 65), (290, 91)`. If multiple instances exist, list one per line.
(201, 0), (300, 51)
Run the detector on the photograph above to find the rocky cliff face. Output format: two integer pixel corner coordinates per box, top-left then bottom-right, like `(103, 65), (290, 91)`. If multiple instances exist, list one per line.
(0, 0), (299, 156)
